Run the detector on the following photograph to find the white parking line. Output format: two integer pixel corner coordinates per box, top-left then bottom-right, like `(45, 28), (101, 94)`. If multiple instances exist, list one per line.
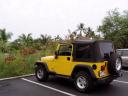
(114, 80), (128, 84)
(22, 78), (76, 96)
(122, 70), (128, 73)
(0, 74), (34, 81)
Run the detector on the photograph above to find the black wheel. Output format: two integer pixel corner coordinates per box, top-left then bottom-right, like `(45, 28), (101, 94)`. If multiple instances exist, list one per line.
(74, 71), (93, 93)
(35, 65), (49, 82)
(115, 57), (122, 72)
(107, 54), (122, 75)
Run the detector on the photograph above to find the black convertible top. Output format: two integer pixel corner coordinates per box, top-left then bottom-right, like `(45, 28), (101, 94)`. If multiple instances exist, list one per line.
(73, 40), (95, 44)
(73, 40), (112, 45)
(58, 39), (114, 62)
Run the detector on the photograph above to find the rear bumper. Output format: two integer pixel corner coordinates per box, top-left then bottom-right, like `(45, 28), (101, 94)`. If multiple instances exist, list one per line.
(96, 72), (122, 84)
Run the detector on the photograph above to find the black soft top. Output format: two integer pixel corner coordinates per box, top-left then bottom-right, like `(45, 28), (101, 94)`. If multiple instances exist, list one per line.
(73, 40), (112, 45)
(72, 39), (114, 62)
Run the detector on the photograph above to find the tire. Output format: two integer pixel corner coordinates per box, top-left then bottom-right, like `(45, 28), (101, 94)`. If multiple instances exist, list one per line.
(115, 57), (122, 72)
(35, 65), (49, 82)
(74, 71), (93, 93)
(107, 54), (122, 75)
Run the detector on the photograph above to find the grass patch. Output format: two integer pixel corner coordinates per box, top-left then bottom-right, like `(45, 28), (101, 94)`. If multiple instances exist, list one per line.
(0, 49), (51, 78)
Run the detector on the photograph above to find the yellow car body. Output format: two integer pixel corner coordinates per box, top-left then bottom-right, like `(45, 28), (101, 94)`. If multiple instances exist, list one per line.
(35, 40), (122, 92)
(39, 44), (109, 79)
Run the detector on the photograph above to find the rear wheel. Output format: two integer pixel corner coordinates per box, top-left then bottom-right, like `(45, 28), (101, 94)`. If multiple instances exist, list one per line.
(74, 71), (93, 93)
(107, 54), (122, 75)
(35, 65), (49, 82)
(115, 57), (122, 72)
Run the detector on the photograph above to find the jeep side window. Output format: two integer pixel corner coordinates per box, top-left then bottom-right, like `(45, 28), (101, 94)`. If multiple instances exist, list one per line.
(58, 45), (72, 56)
(76, 44), (92, 59)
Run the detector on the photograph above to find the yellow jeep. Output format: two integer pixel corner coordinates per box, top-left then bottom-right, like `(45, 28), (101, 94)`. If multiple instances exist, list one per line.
(35, 40), (122, 92)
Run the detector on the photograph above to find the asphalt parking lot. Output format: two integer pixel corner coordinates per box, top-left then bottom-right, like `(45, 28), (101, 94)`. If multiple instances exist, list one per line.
(0, 70), (128, 96)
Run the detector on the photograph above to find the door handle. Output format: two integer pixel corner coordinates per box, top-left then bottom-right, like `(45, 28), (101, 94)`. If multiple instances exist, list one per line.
(67, 57), (70, 61)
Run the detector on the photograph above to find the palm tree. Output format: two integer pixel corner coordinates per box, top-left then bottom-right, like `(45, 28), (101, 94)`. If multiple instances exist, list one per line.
(72, 23), (98, 40)
(18, 33), (33, 48)
(85, 27), (95, 38)
(0, 29), (12, 52)
(0, 40), (9, 52)
(40, 34), (51, 46)
(10, 39), (21, 50)
(67, 23), (91, 40)
(0, 29), (12, 42)
(77, 23), (86, 37)
(54, 35), (62, 41)
(67, 29), (77, 41)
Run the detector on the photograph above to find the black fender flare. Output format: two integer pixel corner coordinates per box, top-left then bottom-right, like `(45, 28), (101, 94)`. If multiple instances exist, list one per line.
(71, 64), (96, 79)
(35, 62), (49, 72)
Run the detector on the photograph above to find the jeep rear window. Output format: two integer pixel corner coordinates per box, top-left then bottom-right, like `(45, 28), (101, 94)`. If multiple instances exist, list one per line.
(75, 44), (92, 59)
(99, 42), (114, 58)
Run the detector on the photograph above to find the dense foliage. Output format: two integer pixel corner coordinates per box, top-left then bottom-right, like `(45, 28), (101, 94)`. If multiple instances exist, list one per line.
(98, 9), (128, 48)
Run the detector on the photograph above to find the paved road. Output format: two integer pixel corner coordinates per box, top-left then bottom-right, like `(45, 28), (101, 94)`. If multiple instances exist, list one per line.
(0, 70), (128, 96)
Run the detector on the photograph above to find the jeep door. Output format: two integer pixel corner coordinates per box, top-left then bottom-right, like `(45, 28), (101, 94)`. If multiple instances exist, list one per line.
(53, 44), (73, 76)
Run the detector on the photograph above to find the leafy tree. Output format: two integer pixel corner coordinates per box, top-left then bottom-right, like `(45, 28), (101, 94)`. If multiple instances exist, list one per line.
(0, 41), (10, 52)
(33, 38), (42, 50)
(54, 35), (62, 42)
(98, 9), (128, 48)
(0, 29), (12, 42)
(66, 29), (77, 42)
(32, 34), (52, 50)
(18, 33), (33, 48)
(67, 23), (99, 41)
(85, 27), (96, 39)
(10, 39), (21, 50)
(0, 29), (12, 52)
(40, 34), (51, 46)
(77, 23), (86, 37)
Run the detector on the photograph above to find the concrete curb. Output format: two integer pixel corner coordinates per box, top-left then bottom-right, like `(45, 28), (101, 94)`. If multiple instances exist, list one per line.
(0, 74), (34, 81)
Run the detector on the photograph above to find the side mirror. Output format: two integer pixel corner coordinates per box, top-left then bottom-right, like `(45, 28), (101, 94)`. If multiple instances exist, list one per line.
(55, 51), (58, 59)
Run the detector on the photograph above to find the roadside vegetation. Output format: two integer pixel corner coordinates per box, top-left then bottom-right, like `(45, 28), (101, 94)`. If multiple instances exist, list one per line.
(0, 9), (128, 78)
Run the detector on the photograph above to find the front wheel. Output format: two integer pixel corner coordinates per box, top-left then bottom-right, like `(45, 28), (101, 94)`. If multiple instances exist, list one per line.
(74, 71), (93, 93)
(35, 65), (49, 82)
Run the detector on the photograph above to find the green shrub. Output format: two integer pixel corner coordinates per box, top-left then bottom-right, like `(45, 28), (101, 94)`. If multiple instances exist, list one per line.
(0, 49), (51, 78)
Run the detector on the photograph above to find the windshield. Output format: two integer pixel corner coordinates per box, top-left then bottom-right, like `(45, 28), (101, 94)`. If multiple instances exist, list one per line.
(99, 42), (114, 58)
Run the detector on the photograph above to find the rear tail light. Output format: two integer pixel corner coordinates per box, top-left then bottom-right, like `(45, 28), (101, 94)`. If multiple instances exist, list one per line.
(101, 65), (105, 71)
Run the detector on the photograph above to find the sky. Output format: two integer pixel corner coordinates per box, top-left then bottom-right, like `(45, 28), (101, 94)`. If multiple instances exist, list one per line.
(0, 0), (128, 41)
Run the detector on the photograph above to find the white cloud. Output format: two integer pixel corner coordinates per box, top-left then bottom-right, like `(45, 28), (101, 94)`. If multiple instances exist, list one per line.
(0, 0), (128, 40)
